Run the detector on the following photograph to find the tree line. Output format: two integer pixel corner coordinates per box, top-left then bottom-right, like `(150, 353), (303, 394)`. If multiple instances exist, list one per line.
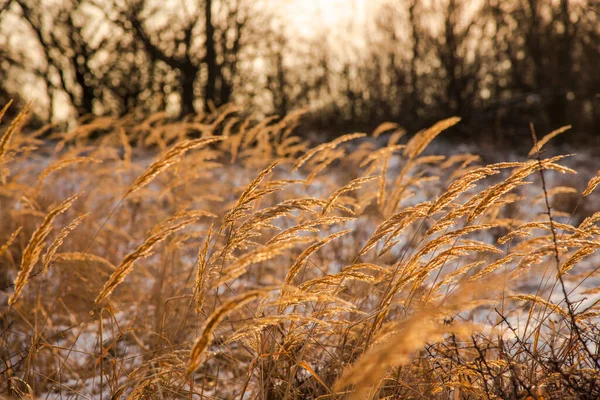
(0, 0), (598, 142)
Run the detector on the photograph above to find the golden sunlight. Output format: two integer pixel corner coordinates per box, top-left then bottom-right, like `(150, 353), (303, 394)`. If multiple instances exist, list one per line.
(278, 0), (376, 37)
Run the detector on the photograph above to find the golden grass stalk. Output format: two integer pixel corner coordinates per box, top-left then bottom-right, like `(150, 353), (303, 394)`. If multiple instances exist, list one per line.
(321, 176), (377, 216)
(9, 193), (81, 306)
(559, 244), (600, 277)
(528, 125), (571, 156)
(414, 155), (446, 167)
(223, 160), (280, 224)
(334, 285), (484, 399)
(54, 115), (115, 151)
(532, 186), (578, 204)
(299, 263), (387, 292)
(377, 225), (500, 310)
(305, 149), (344, 183)
(0, 102), (30, 160)
(383, 171), (434, 217)
(469, 253), (522, 281)
(221, 116), (240, 138)
(206, 104), (239, 131)
(404, 117), (460, 160)
(242, 115), (279, 147)
(335, 318), (442, 398)
(276, 107), (309, 138)
(125, 136), (223, 197)
(278, 136), (308, 159)
(359, 144), (404, 171)
(194, 225), (213, 314)
(229, 119), (250, 162)
(298, 269), (377, 291)
(224, 314), (331, 345)
(467, 157), (575, 223)
(291, 133), (366, 172)
(579, 211), (600, 229)
(498, 220), (587, 244)
(378, 150), (390, 210)
(188, 290), (265, 373)
(0, 100), (13, 124)
(42, 212), (90, 275)
(497, 222), (548, 244)
(270, 286), (356, 309)
(359, 203), (431, 256)
(441, 153), (480, 170)
(36, 157), (101, 191)
(95, 217), (197, 303)
(388, 129), (406, 147)
(541, 154), (578, 173)
(231, 198), (317, 237)
(583, 171), (600, 197)
(432, 260), (485, 290)
(418, 224), (499, 258)
(581, 287), (600, 297)
(0, 226), (22, 259)
(371, 122), (399, 138)
(221, 201), (311, 258)
(266, 216), (353, 246)
(53, 252), (116, 270)
(216, 237), (313, 286)
(149, 210), (216, 236)
(429, 166), (500, 215)
(409, 245), (499, 292)
(284, 229), (351, 287)
(298, 361), (331, 393)
(510, 294), (570, 318)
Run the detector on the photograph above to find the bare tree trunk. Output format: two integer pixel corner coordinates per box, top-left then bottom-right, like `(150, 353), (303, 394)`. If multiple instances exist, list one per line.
(204, 0), (217, 111)
(180, 65), (200, 117)
(408, 0), (421, 117)
(548, 0), (573, 128)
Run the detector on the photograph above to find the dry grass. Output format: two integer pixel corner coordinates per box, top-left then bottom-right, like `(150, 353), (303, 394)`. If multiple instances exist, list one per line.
(1, 104), (600, 399)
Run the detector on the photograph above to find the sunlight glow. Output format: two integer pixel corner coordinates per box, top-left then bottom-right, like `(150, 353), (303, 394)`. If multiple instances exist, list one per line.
(278, 0), (377, 38)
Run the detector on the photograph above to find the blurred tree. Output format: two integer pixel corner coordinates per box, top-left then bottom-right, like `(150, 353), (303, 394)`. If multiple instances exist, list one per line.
(14, 0), (108, 117)
(2, 0), (269, 119)
(0, 6), (38, 122)
(304, 0), (599, 139)
(106, 0), (265, 116)
(0, 0), (598, 142)
(435, 0), (483, 119)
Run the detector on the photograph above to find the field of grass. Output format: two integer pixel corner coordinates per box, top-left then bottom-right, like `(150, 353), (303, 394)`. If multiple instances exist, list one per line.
(2, 103), (600, 399)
